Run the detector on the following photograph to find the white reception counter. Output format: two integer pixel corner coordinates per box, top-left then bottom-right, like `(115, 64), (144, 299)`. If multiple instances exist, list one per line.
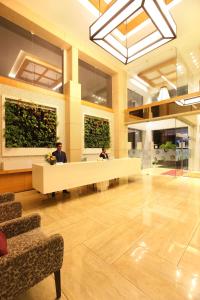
(32, 157), (141, 194)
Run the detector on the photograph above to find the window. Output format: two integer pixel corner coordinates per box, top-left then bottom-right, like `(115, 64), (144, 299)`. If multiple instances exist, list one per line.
(127, 89), (143, 107)
(0, 17), (63, 93)
(79, 60), (112, 108)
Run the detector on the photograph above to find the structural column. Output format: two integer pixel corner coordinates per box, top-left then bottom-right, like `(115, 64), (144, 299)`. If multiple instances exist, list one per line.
(64, 47), (82, 162)
(112, 70), (128, 158)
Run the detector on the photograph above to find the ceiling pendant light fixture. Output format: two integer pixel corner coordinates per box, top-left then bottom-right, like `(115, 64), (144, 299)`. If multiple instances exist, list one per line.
(89, 0), (176, 64)
(157, 86), (170, 101)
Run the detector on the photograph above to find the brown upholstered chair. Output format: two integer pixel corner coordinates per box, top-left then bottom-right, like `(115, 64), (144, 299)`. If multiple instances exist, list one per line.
(0, 214), (64, 300)
(0, 201), (22, 223)
(0, 192), (15, 204)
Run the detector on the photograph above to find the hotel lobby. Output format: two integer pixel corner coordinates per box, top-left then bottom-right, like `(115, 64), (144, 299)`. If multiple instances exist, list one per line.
(1, 0), (200, 299)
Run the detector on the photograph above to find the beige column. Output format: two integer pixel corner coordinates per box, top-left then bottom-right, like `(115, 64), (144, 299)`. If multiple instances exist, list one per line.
(112, 70), (128, 158)
(64, 47), (82, 162)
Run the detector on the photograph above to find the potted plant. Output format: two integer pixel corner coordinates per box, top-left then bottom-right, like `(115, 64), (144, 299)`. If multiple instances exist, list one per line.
(45, 153), (57, 165)
(160, 141), (176, 152)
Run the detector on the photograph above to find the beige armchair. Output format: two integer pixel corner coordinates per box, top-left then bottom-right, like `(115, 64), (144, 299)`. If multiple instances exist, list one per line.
(0, 214), (64, 300)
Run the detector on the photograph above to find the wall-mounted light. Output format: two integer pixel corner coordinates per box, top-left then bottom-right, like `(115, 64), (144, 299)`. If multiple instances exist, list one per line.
(89, 0), (176, 64)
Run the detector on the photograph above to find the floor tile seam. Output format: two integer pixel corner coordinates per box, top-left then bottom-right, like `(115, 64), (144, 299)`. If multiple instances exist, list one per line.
(85, 213), (129, 228)
(42, 219), (82, 233)
(116, 240), (197, 280)
(62, 243), (83, 255)
(81, 244), (151, 300)
(112, 245), (200, 292)
(63, 226), (123, 253)
(109, 228), (179, 267)
(111, 261), (153, 300)
(86, 212), (143, 235)
(110, 259), (185, 300)
(146, 213), (194, 234)
(102, 205), (143, 217)
(48, 215), (109, 234)
(82, 242), (131, 268)
(48, 273), (69, 300)
(102, 219), (167, 250)
(177, 221), (200, 268)
(61, 289), (70, 300)
(83, 228), (152, 266)
(55, 243), (195, 294)
(99, 207), (138, 219)
(82, 215), (112, 228)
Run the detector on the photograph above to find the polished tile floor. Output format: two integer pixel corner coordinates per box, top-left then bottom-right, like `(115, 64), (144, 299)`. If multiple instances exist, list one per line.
(15, 174), (200, 300)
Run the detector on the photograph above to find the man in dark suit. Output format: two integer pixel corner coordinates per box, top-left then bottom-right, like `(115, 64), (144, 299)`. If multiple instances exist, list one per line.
(51, 142), (69, 197)
(52, 142), (67, 163)
(99, 148), (109, 159)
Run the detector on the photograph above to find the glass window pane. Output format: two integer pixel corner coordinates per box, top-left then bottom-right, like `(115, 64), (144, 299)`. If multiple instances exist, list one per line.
(127, 88), (143, 107)
(0, 17), (63, 93)
(79, 59), (112, 108)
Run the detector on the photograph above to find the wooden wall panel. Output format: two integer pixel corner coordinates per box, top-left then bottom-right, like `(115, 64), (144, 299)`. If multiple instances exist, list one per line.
(0, 170), (32, 193)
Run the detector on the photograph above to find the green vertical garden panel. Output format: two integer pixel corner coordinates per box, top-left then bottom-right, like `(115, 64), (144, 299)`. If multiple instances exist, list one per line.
(84, 115), (110, 148)
(5, 98), (57, 148)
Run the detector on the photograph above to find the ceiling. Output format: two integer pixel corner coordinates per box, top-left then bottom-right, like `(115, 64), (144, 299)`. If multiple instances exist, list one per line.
(3, 0), (200, 94)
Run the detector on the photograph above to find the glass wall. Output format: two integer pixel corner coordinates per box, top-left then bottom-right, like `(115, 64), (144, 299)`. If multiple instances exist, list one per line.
(127, 89), (143, 108)
(0, 17), (63, 93)
(128, 117), (193, 177)
(79, 59), (112, 108)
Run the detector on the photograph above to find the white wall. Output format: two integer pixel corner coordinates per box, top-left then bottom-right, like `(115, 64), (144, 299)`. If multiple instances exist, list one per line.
(0, 84), (115, 168)
(0, 83), (65, 169)
(81, 105), (114, 161)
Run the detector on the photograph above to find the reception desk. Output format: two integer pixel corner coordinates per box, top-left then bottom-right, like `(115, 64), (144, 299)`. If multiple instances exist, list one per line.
(32, 157), (141, 194)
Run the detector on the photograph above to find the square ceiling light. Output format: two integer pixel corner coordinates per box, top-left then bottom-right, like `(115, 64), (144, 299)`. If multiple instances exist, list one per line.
(8, 50), (62, 90)
(89, 0), (176, 64)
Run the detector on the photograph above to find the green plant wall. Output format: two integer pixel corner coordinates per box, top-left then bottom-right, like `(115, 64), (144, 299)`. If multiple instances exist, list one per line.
(84, 115), (110, 148)
(5, 98), (57, 148)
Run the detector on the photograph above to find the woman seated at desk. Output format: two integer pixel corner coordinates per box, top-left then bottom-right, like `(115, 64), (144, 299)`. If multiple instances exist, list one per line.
(99, 148), (109, 160)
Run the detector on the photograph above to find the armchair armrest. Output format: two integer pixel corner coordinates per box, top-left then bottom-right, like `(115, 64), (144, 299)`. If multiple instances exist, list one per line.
(0, 201), (22, 223)
(0, 234), (64, 300)
(0, 192), (15, 204)
(0, 213), (41, 238)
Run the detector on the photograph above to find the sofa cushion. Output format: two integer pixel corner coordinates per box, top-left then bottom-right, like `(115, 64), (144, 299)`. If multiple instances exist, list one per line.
(0, 231), (8, 256)
(7, 228), (46, 255)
